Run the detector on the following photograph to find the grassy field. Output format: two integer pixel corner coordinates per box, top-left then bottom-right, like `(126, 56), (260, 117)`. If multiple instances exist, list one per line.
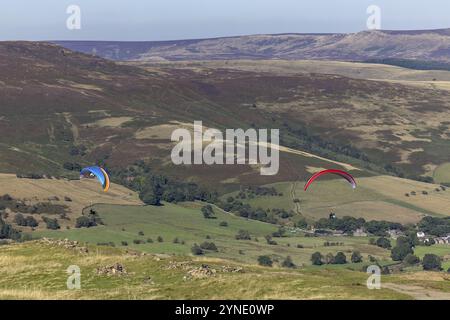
(1, 241), (449, 300)
(32, 202), (392, 266)
(226, 175), (450, 223)
(433, 163), (450, 184)
(0, 241), (418, 300)
(0, 174), (141, 229)
(414, 245), (450, 271)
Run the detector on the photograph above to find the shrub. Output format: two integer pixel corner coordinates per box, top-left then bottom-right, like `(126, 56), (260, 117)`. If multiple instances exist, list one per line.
(121, 241), (128, 246)
(200, 241), (218, 252)
(264, 235), (277, 245)
(133, 239), (144, 244)
(219, 221), (228, 227)
(14, 213), (27, 226)
(75, 216), (97, 228)
(391, 243), (413, 261)
(422, 254), (442, 271)
(201, 205), (216, 219)
(43, 217), (60, 230)
(333, 252), (347, 264)
(235, 229), (251, 240)
(191, 243), (204, 255)
(404, 254), (420, 265)
(376, 237), (391, 249)
(351, 251), (363, 263)
(281, 256), (296, 268)
(157, 236), (164, 242)
(138, 231), (144, 236)
(147, 238), (153, 243)
(173, 237), (179, 244)
(257, 255), (273, 267)
(25, 216), (38, 228)
(311, 252), (323, 265)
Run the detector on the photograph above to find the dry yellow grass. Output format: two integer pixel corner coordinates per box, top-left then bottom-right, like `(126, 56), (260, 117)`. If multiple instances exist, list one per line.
(93, 116), (133, 128)
(0, 173), (142, 227)
(360, 176), (450, 216)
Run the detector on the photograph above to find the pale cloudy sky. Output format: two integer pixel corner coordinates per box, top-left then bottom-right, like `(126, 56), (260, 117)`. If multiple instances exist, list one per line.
(0, 0), (449, 40)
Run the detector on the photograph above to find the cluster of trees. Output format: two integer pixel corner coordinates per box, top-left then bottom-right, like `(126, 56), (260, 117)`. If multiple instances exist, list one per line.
(199, 241), (218, 252)
(0, 195), (67, 215)
(236, 186), (281, 199)
(311, 251), (361, 265)
(14, 214), (38, 228)
(42, 217), (60, 230)
(191, 243), (204, 255)
(63, 162), (82, 172)
(257, 255), (296, 268)
(0, 216), (21, 240)
(115, 161), (217, 206)
(315, 216), (403, 236)
(418, 216), (450, 237)
(75, 210), (103, 228)
(217, 196), (292, 224)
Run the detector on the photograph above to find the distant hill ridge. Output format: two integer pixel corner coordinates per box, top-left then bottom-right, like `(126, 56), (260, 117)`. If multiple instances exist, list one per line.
(53, 28), (450, 62)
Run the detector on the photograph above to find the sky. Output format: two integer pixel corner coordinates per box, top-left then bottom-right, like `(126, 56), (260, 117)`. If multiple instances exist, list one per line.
(0, 0), (449, 41)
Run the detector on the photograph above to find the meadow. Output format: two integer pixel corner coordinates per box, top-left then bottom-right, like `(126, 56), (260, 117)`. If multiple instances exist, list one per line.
(33, 202), (392, 267)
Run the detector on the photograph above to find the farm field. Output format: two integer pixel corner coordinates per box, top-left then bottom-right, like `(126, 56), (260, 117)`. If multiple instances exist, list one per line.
(0, 174), (141, 229)
(434, 163), (450, 184)
(227, 175), (450, 224)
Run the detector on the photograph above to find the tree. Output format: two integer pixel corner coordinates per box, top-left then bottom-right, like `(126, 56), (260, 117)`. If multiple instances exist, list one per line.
(235, 229), (251, 240)
(75, 216), (97, 228)
(13, 213), (27, 226)
(43, 217), (60, 230)
(391, 244), (413, 261)
(264, 235), (277, 245)
(404, 254), (420, 265)
(281, 256), (296, 268)
(257, 255), (273, 267)
(25, 216), (38, 228)
(296, 218), (308, 229)
(351, 251), (363, 263)
(376, 237), (391, 249)
(311, 252), (323, 266)
(0, 216), (21, 240)
(201, 205), (216, 219)
(422, 254), (442, 271)
(333, 252), (347, 264)
(191, 243), (204, 255)
(200, 241), (218, 252)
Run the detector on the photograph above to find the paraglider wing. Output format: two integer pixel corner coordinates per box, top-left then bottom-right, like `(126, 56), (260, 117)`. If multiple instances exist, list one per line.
(80, 166), (110, 192)
(304, 169), (356, 191)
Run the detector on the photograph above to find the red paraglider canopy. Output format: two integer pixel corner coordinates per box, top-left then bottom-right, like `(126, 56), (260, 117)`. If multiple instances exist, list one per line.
(304, 169), (356, 191)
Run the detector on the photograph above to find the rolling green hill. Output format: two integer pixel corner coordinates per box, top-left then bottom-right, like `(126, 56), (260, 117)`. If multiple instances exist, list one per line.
(32, 202), (392, 266)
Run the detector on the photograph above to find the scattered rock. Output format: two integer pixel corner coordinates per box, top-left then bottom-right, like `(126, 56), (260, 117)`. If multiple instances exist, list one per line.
(142, 276), (154, 285)
(221, 265), (244, 273)
(96, 263), (127, 276)
(184, 264), (217, 280)
(39, 237), (88, 253)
